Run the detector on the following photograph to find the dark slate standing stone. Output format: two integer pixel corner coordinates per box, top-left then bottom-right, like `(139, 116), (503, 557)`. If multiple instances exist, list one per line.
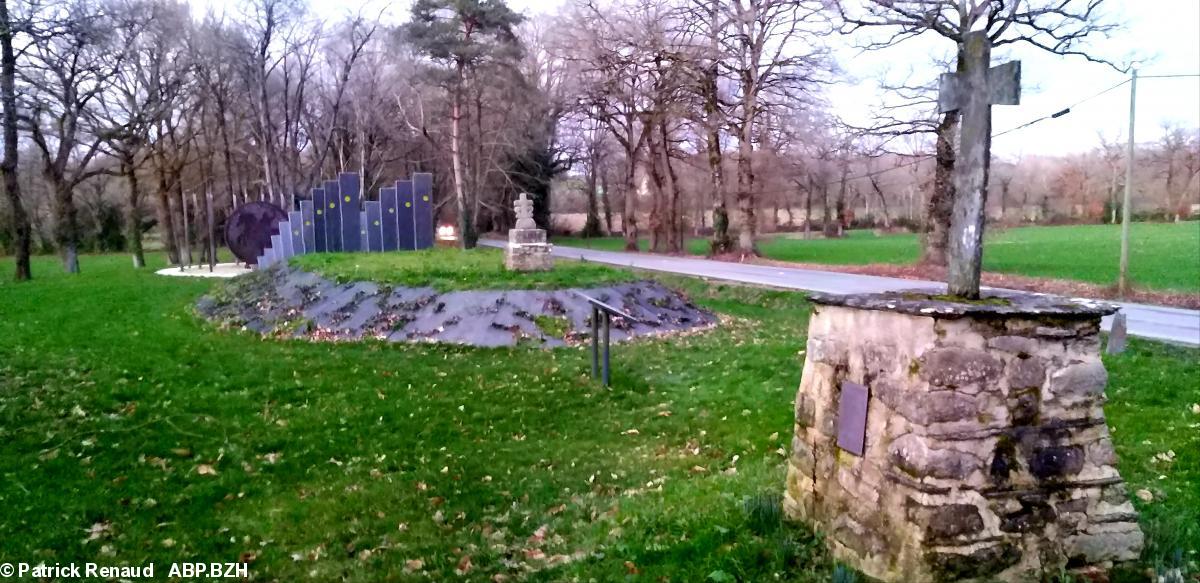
(279, 220), (294, 258)
(311, 188), (327, 252)
(339, 172), (361, 252)
(323, 179), (342, 252)
(365, 201), (383, 252)
(300, 201), (316, 254)
(396, 179), (415, 250)
(380, 186), (399, 251)
(289, 210), (306, 255)
(1106, 312), (1127, 355)
(413, 172), (434, 249)
(359, 210), (368, 251)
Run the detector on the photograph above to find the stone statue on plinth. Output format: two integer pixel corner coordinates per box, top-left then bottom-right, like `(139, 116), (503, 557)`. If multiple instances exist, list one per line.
(505, 193), (553, 271)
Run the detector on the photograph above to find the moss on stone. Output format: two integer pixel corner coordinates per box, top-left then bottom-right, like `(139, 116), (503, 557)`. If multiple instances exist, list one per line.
(533, 314), (571, 338)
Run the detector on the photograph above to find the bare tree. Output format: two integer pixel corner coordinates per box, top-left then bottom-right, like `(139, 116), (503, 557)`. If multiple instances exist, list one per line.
(0, 0), (30, 280)
(836, 0), (1125, 268)
(21, 0), (134, 273)
(723, 0), (831, 255)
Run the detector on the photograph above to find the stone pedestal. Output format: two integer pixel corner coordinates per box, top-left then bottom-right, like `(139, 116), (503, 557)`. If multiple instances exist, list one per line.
(785, 291), (1142, 583)
(505, 228), (553, 272)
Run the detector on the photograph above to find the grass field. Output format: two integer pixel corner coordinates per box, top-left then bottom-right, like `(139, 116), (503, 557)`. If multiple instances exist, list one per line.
(292, 247), (636, 291)
(556, 222), (1200, 293)
(1, 252), (1197, 581)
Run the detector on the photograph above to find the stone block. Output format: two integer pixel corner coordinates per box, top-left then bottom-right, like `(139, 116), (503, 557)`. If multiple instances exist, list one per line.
(807, 337), (847, 367)
(1008, 387), (1040, 426)
(889, 434), (982, 480)
(1047, 360), (1107, 405)
(1065, 523), (1143, 563)
(795, 393), (816, 427)
(508, 228), (547, 245)
(1008, 355), (1046, 389)
(919, 347), (1003, 387)
(504, 242), (554, 272)
(907, 500), (986, 542)
(987, 335), (1040, 355)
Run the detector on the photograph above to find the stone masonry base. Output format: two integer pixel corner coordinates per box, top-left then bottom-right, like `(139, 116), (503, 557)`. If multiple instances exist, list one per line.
(784, 292), (1142, 582)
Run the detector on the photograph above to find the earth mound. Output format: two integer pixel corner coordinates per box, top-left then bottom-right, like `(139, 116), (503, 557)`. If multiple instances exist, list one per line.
(197, 266), (717, 347)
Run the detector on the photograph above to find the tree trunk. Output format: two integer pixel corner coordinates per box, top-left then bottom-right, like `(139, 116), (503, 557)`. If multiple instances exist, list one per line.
(0, 0), (30, 281)
(704, 0), (730, 254)
(735, 127), (757, 254)
(600, 170), (613, 234)
(646, 130), (666, 253)
(832, 160), (849, 237)
(49, 182), (80, 273)
(804, 175), (814, 240)
(922, 112), (958, 266)
(622, 152), (639, 251)
(582, 148), (601, 237)
(450, 64), (476, 249)
(660, 121), (684, 253)
(124, 161), (145, 268)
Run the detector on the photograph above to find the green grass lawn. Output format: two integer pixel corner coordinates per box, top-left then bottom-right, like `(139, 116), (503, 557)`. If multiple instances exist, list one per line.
(556, 222), (1200, 293)
(293, 247), (636, 291)
(0, 252), (1197, 581)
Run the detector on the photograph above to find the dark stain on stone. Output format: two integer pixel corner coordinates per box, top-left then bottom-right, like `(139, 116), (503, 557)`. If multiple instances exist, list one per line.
(990, 434), (1017, 484)
(1030, 445), (1085, 479)
(1000, 494), (1056, 533)
(926, 543), (1021, 582)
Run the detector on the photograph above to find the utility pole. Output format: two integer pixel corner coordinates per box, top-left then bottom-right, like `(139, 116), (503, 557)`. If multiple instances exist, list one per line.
(1117, 69), (1137, 297)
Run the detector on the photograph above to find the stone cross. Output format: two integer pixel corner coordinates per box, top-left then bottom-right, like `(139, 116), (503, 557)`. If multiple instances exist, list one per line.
(938, 31), (1021, 298)
(514, 193), (537, 230)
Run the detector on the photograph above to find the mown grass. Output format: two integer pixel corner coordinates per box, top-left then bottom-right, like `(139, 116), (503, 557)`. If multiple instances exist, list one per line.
(292, 247), (637, 292)
(556, 222), (1200, 293)
(0, 251), (1196, 581)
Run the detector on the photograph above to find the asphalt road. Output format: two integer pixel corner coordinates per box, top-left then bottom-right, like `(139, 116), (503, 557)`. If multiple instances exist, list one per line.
(482, 241), (1200, 346)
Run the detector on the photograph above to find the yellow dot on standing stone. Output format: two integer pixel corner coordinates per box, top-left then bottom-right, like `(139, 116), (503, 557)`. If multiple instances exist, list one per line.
(305, 221), (311, 226)
(316, 210), (322, 215)
(329, 202), (335, 208)
(344, 196), (351, 202)
(294, 230), (300, 236)
(389, 208), (395, 213)
(405, 202), (412, 208)
(422, 196), (429, 202)
(373, 221), (380, 226)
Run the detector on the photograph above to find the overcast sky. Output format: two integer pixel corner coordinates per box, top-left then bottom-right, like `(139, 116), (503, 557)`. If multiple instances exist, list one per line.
(202, 0), (1200, 157)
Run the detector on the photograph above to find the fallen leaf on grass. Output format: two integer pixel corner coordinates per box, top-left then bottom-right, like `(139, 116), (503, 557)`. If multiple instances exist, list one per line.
(170, 448), (192, 458)
(624, 561), (639, 575)
(523, 548), (546, 560)
(403, 559), (424, 572)
(196, 464), (218, 476)
(455, 555), (472, 575)
(621, 429), (639, 436)
(1191, 403), (1200, 415)
(1135, 489), (1154, 503)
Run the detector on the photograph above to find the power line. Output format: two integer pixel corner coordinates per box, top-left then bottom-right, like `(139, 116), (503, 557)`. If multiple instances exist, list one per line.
(993, 78), (1129, 138)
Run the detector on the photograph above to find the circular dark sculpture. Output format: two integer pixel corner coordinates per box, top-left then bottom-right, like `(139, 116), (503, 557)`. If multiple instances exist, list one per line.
(225, 202), (287, 264)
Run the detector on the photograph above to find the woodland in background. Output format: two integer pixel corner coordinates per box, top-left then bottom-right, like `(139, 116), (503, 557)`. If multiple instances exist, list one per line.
(0, 0), (1197, 281)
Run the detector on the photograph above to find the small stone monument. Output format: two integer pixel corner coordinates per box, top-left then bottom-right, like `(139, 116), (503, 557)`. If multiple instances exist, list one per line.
(505, 193), (553, 272)
(785, 292), (1143, 582)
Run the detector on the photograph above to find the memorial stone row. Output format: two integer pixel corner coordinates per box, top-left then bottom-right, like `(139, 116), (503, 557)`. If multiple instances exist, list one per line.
(257, 172), (434, 267)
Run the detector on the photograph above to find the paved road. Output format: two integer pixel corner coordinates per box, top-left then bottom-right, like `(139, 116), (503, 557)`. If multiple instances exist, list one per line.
(482, 241), (1200, 346)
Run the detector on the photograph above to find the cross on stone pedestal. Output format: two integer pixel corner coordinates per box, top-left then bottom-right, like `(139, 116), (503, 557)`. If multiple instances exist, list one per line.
(938, 31), (1021, 298)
